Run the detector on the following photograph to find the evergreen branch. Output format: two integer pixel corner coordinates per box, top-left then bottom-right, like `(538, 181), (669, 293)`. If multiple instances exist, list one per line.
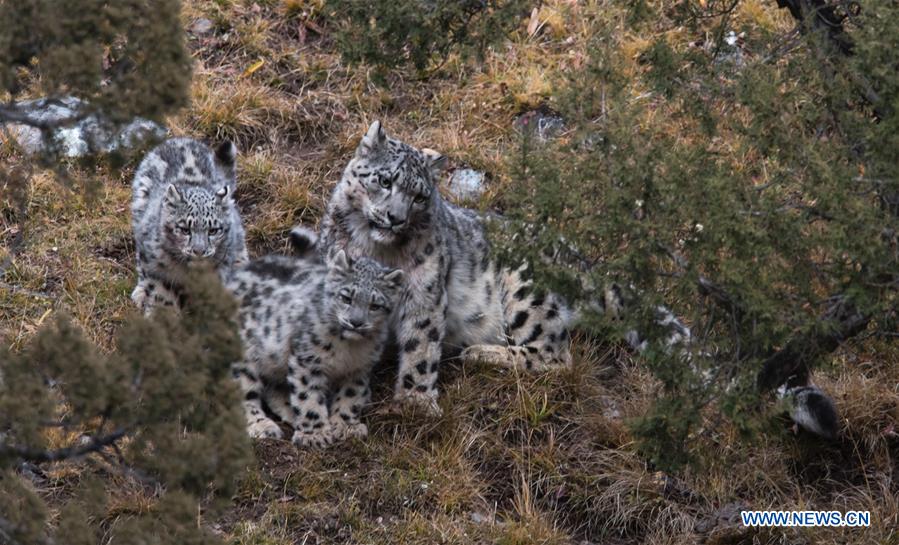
(657, 243), (745, 322)
(756, 295), (871, 391)
(696, 275), (744, 323)
(773, 0), (890, 118)
(659, 245), (876, 392)
(0, 514), (55, 545)
(0, 429), (127, 464)
(774, 0), (854, 55)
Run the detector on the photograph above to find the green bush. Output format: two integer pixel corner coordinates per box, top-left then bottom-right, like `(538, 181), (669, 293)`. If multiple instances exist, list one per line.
(0, 3), (253, 543)
(0, 268), (252, 545)
(325, 0), (532, 75)
(0, 0), (191, 123)
(498, 1), (898, 469)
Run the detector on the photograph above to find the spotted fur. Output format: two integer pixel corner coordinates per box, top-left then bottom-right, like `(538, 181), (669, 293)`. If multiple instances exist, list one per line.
(318, 121), (573, 414)
(227, 250), (404, 447)
(130, 138), (248, 314)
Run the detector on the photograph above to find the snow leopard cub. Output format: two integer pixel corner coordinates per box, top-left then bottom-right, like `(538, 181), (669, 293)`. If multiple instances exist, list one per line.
(318, 121), (574, 414)
(227, 249), (404, 447)
(131, 137), (248, 314)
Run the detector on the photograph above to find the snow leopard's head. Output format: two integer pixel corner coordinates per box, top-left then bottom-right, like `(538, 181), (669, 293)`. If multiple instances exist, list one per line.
(161, 184), (233, 261)
(153, 139), (239, 262)
(325, 250), (405, 341)
(336, 121), (447, 246)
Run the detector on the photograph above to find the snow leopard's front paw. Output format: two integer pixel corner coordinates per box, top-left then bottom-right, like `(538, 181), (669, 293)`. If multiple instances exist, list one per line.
(394, 390), (443, 417)
(461, 344), (514, 368)
(333, 421), (368, 441)
(131, 284), (149, 312)
(291, 426), (337, 449)
(247, 417), (283, 440)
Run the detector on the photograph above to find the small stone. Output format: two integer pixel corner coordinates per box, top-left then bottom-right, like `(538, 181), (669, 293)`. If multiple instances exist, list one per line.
(514, 108), (565, 143)
(469, 511), (488, 524)
(446, 168), (486, 200)
(189, 18), (214, 35)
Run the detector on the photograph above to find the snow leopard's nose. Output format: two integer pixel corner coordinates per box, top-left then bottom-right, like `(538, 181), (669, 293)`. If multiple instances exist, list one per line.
(349, 317), (366, 329)
(386, 211), (405, 227)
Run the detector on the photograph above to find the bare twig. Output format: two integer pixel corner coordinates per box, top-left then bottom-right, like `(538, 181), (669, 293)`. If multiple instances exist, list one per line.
(0, 428), (127, 464)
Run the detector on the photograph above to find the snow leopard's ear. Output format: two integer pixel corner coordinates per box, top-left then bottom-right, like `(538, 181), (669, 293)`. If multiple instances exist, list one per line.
(164, 184), (184, 208)
(215, 185), (230, 202)
(356, 120), (387, 159)
(330, 249), (351, 274)
(421, 148), (448, 176)
(382, 268), (405, 290)
(215, 140), (237, 167)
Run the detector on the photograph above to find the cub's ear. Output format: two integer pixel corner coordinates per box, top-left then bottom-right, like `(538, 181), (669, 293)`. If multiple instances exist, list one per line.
(215, 185), (230, 202)
(355, 120), (387, 159)
(383, 268), (405, 289)
(215, 140), (237, 167)
(330, 249), (351, 274)
(421, 147), (448, 175)
(164, 184), (184, 207)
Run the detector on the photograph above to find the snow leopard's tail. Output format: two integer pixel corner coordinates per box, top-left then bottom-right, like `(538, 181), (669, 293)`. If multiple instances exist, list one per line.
(778, 382), (840, 440)
(493, 214), (695, 353)
(596, 284), (839, 440)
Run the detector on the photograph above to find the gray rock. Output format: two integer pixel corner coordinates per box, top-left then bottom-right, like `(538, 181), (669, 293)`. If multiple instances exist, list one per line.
(717, 31), (746, 69)
(514, 108), (565, 143)
(695, 501), (749, 534)
(3, 96), (167, 157)
(189, 17), (214, 35)
(446, 168), (486, 200)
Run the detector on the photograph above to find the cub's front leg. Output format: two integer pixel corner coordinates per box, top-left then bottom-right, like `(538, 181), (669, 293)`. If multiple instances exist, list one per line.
(232, 362), (282, 439)
(287, 350), (336, 448)
(393, 280), (447, 416)
(329, 373), (371, 440)
(131, 275), (178, 316)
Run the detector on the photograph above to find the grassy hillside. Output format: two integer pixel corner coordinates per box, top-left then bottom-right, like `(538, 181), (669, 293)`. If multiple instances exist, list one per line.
(1, 0), (897, 543)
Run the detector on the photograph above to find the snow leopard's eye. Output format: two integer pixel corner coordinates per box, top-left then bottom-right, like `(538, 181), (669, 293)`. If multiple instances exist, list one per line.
(208, 227), (222, 236)
(413, 193), (428, 204)
(176, 224), (190, 236)
(378, 176), (392, 189)
(370, 302), (384, 311)
(339, 291), (352, 304)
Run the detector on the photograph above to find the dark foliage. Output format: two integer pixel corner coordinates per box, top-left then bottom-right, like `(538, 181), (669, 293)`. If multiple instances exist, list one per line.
(0, 268), (253, 545)
(324, 0), (532, 75)
(496, 0), (898, 469)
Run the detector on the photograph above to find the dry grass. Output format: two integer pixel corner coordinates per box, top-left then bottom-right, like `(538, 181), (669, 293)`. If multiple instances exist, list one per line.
(1, 0), (897, 543)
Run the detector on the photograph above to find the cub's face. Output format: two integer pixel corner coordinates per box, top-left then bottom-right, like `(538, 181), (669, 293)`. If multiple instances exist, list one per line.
(152, 139), (239, 262)
(325, 251), (404, 341)
(161, 185), (231, 260)
(339, 121), (446, 245)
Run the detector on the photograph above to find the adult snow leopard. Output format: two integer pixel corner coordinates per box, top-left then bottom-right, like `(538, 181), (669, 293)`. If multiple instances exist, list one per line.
(227, 248), (404, 446)
(131, 137), (248, 314)
(318, 121), (573, 414)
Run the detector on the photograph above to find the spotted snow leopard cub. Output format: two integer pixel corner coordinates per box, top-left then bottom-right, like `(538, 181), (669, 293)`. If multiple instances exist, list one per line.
(131, 137), (248, 314)
(318, 121), (574, 414)
(227, 247), (404, 447)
